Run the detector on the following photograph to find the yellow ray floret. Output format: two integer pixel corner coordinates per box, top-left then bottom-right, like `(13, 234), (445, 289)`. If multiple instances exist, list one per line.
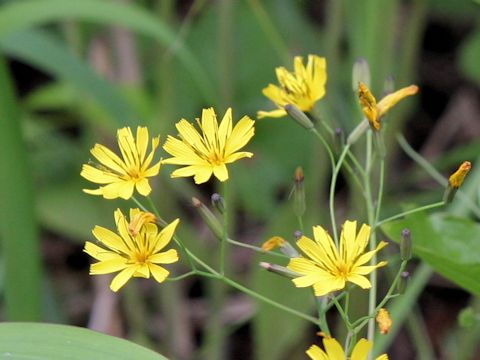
(306, 337), (388, 360)
(287, 220), (387, 296)
(81, 127), (161, 200)
(258, 55), (327, 118)
(162, 107), (255, 184)
(84, 208), (179, 292)
(448, 161), (471, 189)
(358, 82), (418, 130)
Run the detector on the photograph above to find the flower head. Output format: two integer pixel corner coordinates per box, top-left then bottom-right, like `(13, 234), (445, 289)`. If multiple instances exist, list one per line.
(448, 161), (471, 189)
(358, 82), (418, 130)
(81, 127), (161, 199)
(258, 55), (327, 118)
(262, 236), (286, 251)
(287, 220), (387, 296)
(306, 337), (388, 360)
(84, 208), (179, 292)
(162, 107), (255, 184)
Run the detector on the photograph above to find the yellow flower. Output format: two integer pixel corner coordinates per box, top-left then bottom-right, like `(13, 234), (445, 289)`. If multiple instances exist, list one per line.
(306, 337), (388, 360)
(287, 221), (387, 296)
(258, 55), (327, 118)
(376, 308), (393, 335)
(162, 107), (255, 184)
(358, 82), (418, 130)
(81, 127), (161, 200)
(448, 161), (471, 189)
(84, 208), (179, 292)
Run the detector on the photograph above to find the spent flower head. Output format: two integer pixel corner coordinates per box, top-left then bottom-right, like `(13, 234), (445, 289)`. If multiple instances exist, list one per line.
(287, 220), (387, 296)
(358, 82), (418, 130)
(258, 55), (327, 118)
(84, 208), (179, 292)
(81, 127), (161, 199)
(162, 107), (255, 184)
(306, 337), (388, 360)
(448, 161), (471, 189)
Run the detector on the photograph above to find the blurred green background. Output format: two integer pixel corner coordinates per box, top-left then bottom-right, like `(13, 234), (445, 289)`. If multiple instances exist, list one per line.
(1, 0), (480, 359)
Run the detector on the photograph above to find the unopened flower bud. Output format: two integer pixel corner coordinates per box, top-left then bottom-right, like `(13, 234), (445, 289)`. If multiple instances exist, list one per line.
(293, 230), (303, 240)
(397, 271), (409, 294)
(346, 119), (369, 145)
(376, 308), (392, 335)
(192, 197), (223, 240)
(211, 193), (226, 214)
(444, 161), (472, 203)
(260, 262), (297, 278)
(293, 167), (306, 218)
(285, 104), (314, 130)
(400, 228), (412, 261)
(352, 57), (371, 90)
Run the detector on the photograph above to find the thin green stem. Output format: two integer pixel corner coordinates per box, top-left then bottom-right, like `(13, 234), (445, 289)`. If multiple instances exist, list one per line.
(314, 294), (331, 336)
(132, 196), (149, 212)
(310, 127), (336, 170)
(375, 160), (385, 224)
(220, 184), (229, 275)
(375, 201), (445, 228)
(329, 144), (351, 245)
(227, 238), (289, 259)
(332, 295), (351, 329)
(167, 271), (197, 281)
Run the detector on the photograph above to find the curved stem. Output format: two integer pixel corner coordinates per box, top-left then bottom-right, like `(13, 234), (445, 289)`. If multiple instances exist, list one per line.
(329, 144), (351, 245)
(375, 201), (445, 228)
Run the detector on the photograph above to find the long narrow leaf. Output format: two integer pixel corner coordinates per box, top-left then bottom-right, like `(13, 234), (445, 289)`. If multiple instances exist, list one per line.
(0, 0), (216, 104)
(0, 57), (42, 320)
(0, 29), (136, 127)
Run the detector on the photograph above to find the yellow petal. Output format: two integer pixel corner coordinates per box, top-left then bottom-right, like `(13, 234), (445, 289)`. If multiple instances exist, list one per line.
(135, 178), (152, 196)
(354, 241), (388, 267)
(377, 85), (419, 118)
(323, 337), (346, 360)
(149, 249), (179, 264)
(200, 107), (219, 152)
(213, 164), (229, 182)
(257, 109), (288, 119)
(153, 219), (180, 253)
(224, 116), (255, 156)
(80, 164), (122, 184)
(100, 181), (135, 200)
(110, 266), (137, 292)
(340, 220), (357, 262)
(351, 338), (373, 360)
(135, 126), (149, 162)
(175, 119), (210, 156)
(346, 273), (372, 289)
(84, 242), (120, 261)
(149, 263), (170, 283)
(92, 225), (130, 254)
(170, 165), (213, 184)
(313, 277), (345, 296)
(354, 261), (388, 275)
(162, 136), (204, 165)
(218, 108), (233, 150)
(117, 127), (137, 169)
(133, 263), (150, 278)
(90, 144), (126, 174)
(306, 345), (328, 360)
(90, 258), (127, 274)
(225, 151), (253, 163)
(376, 355), (389, 360)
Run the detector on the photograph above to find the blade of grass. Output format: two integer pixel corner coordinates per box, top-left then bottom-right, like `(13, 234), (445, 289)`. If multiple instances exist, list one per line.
(0, 56), (42, 321)
(0, 29), (136, 127)
(0, 0), (216, 104)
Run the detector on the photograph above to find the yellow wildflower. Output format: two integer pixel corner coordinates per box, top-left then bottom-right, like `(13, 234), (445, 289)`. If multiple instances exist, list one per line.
(358, 82), (418, 130)
(287, 221), (387, 296)
(162, 107), (255, 184)
(81, 127), (161, 200)
(258, 55), (327, 118)
(306, 337), (388, 360)
(376, 308), (393, 335)
(262, 236), (286, 251)
(448, 161), (471, 189)
(84, 208), (179, 292)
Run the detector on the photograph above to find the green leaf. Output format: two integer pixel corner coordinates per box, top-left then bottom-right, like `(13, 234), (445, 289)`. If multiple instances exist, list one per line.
(0, 322), (167, 359)
(0, 0), (215, 103)
(381, 211), (480, 295)
(0, 57), (42, 320)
